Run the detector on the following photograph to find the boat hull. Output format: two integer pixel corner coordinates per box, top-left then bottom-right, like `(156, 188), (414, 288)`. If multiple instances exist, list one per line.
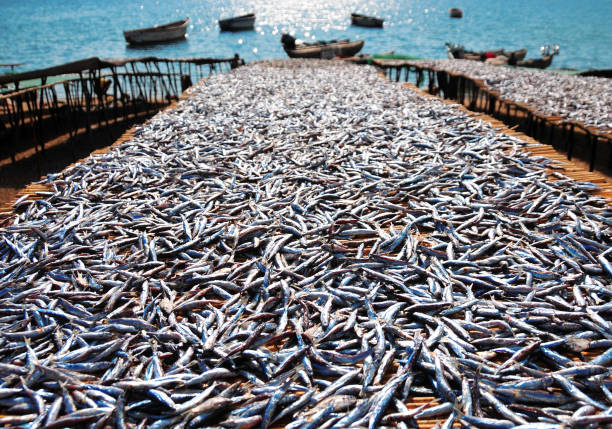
(351, 14), (383, 28)
(517, 55), (554, 69)
(284, 40), (365, 59)
(446, 44), (527, 62)
(449, 8), (463, 18)
(219, 14), (255, 31)
(124, 19), (188, 45)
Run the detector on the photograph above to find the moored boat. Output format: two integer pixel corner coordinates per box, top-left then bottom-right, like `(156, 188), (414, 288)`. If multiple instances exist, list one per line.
(446, 43), (527, 62)
(219, 13), (255, 31)
(449, 8), (463, 18)
(516, 55), (555, 69)
(351, 13), (384, 28)
(123, 18), (189, 45)
(578, 69), (612, 78)
(281, 34), (365, 59)
(516, 45), (559, 69)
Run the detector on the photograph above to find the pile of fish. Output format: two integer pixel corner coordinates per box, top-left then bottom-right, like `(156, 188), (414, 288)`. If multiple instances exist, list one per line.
(2, 59), (612, 428)
(413, 59), (612, 134)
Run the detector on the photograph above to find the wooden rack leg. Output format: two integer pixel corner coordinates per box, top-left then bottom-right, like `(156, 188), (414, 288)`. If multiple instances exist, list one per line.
(589, 134), (597, 172)
(548, 122), (556, 148)
(567, 123), (575, 161)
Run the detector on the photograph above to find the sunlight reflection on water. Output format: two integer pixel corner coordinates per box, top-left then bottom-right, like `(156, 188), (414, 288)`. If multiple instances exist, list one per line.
(0, 0), (610, 71)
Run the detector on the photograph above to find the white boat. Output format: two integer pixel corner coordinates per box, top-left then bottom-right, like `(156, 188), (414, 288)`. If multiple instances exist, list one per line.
(123, 18), (189, 45)
(219, 13), (255, 32)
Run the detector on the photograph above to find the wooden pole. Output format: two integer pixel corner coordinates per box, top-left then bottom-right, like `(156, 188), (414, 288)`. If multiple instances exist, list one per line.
(589, 132), (597, 172)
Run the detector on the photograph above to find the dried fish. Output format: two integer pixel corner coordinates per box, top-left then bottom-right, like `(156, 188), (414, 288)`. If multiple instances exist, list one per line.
(413, 58), (612, 133)
(1, 59), (611, 427)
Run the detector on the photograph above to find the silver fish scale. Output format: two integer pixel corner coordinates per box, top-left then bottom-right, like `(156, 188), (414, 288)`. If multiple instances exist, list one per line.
(413, 58), (612, 133)
(0, 59), (612, 428)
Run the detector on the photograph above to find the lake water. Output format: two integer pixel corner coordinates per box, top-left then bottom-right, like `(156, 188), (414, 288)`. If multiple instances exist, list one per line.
(1, 0), (611, 73)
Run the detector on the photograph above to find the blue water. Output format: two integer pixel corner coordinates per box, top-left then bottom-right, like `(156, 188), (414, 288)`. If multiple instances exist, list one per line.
(1, 0), (611, 73)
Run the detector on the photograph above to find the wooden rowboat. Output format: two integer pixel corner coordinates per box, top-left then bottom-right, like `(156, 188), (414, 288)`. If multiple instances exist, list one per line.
(282, 39), (365, 59)
(449, 8), (463, 18)
(351, 13), (384, 28)
(516, 45), (559, 69)
(219, 13), (255, 32)
(516, 55), (555, 69)
(446, 43), (527, 62)
(123, 18), (189, 45)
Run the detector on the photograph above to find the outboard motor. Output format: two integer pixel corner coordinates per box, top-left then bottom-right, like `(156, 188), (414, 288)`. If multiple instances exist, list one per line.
(540, 44), (560, 57)
(281, 33), (296, 50)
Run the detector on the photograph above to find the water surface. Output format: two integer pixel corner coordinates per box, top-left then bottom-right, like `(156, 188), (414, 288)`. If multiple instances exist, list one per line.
(1, 0), (610, 72)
